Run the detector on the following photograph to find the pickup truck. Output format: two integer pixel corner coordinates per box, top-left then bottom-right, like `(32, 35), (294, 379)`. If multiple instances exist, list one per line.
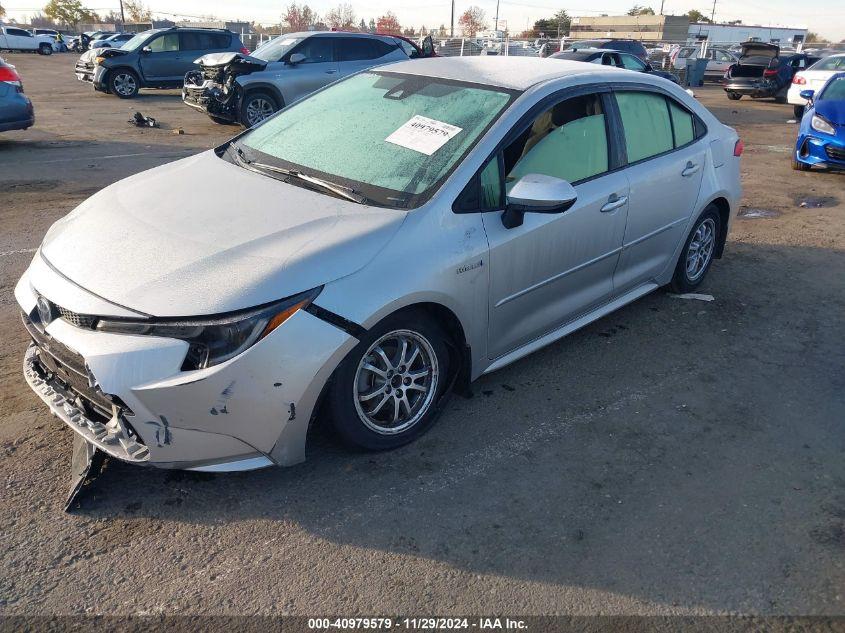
(0, 25), (56, 55)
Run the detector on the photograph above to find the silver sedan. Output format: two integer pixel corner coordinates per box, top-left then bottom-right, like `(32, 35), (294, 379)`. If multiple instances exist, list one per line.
(16, 57), (742, 473)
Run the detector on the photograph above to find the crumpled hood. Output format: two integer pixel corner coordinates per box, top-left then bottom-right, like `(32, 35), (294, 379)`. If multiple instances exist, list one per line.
(194, 51), (267, 69)
(814, 99), (845, 126)
(40, 150), (406, 317)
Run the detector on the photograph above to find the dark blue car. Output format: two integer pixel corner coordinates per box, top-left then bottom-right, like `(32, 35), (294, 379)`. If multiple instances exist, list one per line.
(0, 57), (34, 133)
(793, 72), (845, 171)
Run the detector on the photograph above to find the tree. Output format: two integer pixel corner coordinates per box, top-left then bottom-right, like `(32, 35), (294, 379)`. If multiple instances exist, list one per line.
(100, 9), (124, 24)
(805, 31), (820, 43)
(533, 10), (570, 37)
(458, 6), (486, 37)
(326, 3), (356, 30)
(627, 5), (655, 15)
(420, 25), (428, 36)
(687, 9), (711, 23)
(123, 0), (151, 21)
(0, 3), (6, 18)
(403, 27), (416, 37)
(359, 18), (366, 31)
(43, 0), (96, 26)
(283, 2), (318, 32)
(376, 11), (401, 34)
(437, 24), (447, 37)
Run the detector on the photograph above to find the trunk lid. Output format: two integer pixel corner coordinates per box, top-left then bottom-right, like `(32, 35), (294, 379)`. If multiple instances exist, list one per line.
(738, 41), (779, 63)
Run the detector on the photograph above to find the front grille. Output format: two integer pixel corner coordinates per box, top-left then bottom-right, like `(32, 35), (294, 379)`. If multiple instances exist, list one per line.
(22, 311), (119, 421)
(57, 306), (96, 329)
(825, 145), (845, 162)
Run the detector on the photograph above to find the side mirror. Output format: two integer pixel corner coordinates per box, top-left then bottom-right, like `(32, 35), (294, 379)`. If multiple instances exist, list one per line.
(644, 62), (654, 71)
(141, 46), (152, 54)
(799, 89), (814, 101)
(501, 174), (578, 229)
(288, 52), (306, 65)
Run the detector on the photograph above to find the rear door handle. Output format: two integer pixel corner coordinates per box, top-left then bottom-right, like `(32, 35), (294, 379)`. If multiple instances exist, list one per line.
(600, 194), (628, 212)
(325, 69), (337, 74)
(682, 161), (700, 177)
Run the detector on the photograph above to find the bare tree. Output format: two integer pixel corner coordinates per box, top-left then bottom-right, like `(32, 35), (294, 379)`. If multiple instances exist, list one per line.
(458, 6), (487, 37)
(123, 0), (151, 21)
(283, 2), (319, 32)
(326, 3), (356, 30)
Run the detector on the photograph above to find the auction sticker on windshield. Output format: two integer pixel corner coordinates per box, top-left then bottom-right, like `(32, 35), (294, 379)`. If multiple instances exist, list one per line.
(386, 116), (463, 155)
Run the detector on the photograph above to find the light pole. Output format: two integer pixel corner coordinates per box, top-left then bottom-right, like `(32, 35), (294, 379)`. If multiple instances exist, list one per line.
(450, 0), (454, 36)
(119, 0), (125, 26)
(494, 0), (500, 32)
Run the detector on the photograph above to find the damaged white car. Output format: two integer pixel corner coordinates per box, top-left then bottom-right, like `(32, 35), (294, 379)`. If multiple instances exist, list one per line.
(17, 57), (741, 496)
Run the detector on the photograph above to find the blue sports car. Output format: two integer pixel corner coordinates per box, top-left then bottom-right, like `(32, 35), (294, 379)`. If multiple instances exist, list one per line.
(793, 72), (845, 171)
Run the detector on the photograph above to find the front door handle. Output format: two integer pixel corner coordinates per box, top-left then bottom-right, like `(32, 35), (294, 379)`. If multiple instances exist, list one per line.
(325, 69), (337, 74)
(600, 194), (628, 213)
(682, 161), (700, 177)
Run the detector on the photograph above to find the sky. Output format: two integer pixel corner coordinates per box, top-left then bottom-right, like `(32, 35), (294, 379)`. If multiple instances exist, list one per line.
(3, 0), (844, 40)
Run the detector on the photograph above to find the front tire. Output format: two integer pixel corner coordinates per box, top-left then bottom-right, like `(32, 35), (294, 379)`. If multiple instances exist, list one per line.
(38, 44), (53, 56)
(109, 69), (139, 98)
(328, 311), (451, 451)
(670, 207), (721, 293)
(727, 91), (742, 100)
(239, 91), (279, 127)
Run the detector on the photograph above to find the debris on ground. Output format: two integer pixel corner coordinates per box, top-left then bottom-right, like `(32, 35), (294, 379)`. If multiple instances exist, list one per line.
(172, 128), (185, 135)
(128, 112), (158, 128)
(787, 119), (797, 124)
(669, 293), (715, 302)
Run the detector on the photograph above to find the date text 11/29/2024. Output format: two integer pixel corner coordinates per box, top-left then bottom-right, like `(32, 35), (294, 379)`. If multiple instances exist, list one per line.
(307, 618), (528, 630)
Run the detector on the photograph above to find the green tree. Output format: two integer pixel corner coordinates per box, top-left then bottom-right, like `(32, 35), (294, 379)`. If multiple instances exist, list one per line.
(368, 17), (376, 32)
(687, 9), (711, 23)
(43, 0), (95, 26)
(359, 18), (366, 31)
(533, 10), (570, 37)
(123, 0), (151, 21)
(627, 5), (655, 15)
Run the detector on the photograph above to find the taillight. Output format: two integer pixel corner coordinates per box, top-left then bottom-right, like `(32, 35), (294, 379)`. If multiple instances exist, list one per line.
(0, 65), (21, 84)
(763, 67), (778, 78)
(239, 46), (250, 55)
(733, 139), (744, 157)
(792, 75), (806, 85)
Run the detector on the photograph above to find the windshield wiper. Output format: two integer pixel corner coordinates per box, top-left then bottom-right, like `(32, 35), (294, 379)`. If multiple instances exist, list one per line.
(229, 142), (368, 205)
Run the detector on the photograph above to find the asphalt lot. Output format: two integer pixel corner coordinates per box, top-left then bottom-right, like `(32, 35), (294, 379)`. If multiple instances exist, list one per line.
(0, 53), (843, 616)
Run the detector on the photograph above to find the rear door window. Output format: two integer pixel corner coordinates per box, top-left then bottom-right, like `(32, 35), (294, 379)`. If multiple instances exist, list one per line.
(619, 54), (646, 71)
(668, 100), (695, 147)
(337, 38), (381, 61)
(615, 91), (673, 162)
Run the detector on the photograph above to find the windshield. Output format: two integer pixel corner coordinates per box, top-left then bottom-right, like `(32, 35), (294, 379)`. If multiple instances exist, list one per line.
(251, 35), (304, 62)
(121, 31), (154, 51)
(820, 76), (845, 100)
(239, 71), (516, 208)
(811, 55), (845, 71)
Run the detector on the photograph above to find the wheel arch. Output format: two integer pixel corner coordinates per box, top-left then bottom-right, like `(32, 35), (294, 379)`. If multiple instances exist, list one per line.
(705, 196), (731, 258)
(238, 82), (285, 109)
(105, 65), (141, 89)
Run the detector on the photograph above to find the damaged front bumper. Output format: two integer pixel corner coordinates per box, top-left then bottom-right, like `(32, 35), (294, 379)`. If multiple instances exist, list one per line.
(182, 75), (240, 122)
(15, 258), (356, 472)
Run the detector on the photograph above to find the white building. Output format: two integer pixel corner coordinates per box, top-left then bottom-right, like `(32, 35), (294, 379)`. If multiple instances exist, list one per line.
(687, 22), (808, 46)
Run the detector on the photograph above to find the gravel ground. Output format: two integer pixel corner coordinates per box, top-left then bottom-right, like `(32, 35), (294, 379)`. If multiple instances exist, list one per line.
(0, 53), (843, 617)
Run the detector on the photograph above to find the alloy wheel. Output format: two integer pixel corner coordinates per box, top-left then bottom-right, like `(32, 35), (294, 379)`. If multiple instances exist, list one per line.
(686, 217), (716, 282)
(353, 330), (439, 435)
(245, 98), (274, 126)
(113, 73), (136, 96)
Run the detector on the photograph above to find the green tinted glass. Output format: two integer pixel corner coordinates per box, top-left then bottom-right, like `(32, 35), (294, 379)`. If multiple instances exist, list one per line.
(242, 72), (513, 203)
(669, 100), (695, 147)
(479, 158), (503, 209)
(616, 91), (673, 162)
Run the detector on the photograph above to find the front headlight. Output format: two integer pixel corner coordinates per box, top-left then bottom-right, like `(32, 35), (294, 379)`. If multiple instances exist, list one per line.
(95, 56), (106, 65)
(96, 287), (321, 370)
(811, 114), (835, 135)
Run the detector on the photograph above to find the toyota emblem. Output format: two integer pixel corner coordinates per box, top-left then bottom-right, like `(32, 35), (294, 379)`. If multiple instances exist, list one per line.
(36, 295), (55, 325)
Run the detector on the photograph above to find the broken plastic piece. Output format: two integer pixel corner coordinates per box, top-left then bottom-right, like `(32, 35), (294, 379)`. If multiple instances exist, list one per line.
(669, 293), (714, 302)
(129, 112), (158, 128)
(65, 433), (105, 512)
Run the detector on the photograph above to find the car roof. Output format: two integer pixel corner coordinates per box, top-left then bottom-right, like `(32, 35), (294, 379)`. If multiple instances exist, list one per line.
(285, 30), (399, 42)
(378, 56), (631, 90)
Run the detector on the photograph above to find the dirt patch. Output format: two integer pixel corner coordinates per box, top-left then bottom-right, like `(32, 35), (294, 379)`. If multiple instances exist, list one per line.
(3, 180), (61, 193)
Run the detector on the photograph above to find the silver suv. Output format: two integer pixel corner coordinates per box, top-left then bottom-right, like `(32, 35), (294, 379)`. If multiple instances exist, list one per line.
(184, 31), (434, 127)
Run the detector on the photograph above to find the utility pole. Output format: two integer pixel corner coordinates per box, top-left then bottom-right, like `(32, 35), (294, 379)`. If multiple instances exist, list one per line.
(659, 0), (665, 15)
(119, 0), (125, 26)
(710, 0), (716, 23)
(450, 0), (454, 37)
(494, 0), (500, 32)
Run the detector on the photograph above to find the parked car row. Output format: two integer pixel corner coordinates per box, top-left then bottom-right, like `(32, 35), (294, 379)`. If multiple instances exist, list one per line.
(0, 25), (58, 55)
(723, 41), (818, 103)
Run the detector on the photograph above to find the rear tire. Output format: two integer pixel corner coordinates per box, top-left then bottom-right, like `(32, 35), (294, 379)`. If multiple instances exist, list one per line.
(670, 207), (721, 294)
(328, 310), (451, 451)
(239, 91), (279, 127)
(727, 92), (742, 100)
(38, 43), (53, 56)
